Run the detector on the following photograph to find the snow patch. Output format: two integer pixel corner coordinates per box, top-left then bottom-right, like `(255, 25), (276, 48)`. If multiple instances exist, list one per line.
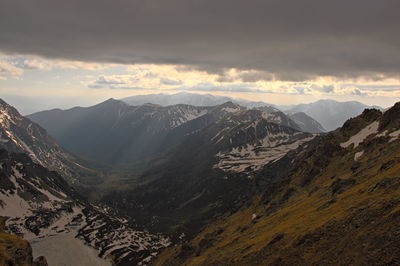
(389, 129), (400, 142)
(0, 192), (31, 217)
(340, 121), (379, 148)
(215, 135), (314, 173)
(354, 151), (364, 161)
(31, 231), (112, 266)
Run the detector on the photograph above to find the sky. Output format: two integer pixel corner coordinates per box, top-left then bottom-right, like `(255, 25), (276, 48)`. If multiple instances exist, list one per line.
(0, 0), (399, 114)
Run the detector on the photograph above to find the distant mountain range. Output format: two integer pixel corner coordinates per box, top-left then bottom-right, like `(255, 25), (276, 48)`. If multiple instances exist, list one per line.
(285, 99), (382, 131)
(27, 99), (322, 168)
(121, 92), (381, 131)
(3, 92), (380, 133)
(121, 91), (269, 108)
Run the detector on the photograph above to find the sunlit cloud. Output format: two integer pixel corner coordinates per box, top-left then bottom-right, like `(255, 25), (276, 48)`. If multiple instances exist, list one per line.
(0, 61), (23, 79)
(1, 52), (400, 109)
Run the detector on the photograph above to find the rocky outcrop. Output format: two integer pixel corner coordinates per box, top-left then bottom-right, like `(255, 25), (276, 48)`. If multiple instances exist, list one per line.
(0, 217), (48, 266)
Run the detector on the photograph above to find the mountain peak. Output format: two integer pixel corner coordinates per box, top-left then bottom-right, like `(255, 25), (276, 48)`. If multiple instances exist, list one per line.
(104, 97), (120, 103)
(379, 101), (400, 131)
(220, 101), (241, 108)
(96, 98), (127, 107)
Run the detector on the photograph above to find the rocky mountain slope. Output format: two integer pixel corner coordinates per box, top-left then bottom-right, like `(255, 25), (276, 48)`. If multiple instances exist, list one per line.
(28, 99), (224, 166)
(0, 149), (169, 266)
(155, 103), (400, 265)
(0, 99), (99, 185)
(287, 111), (326, 133)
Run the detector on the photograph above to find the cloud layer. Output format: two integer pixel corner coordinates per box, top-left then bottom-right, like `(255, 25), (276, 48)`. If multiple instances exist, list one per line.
(1, 0), (399, 81)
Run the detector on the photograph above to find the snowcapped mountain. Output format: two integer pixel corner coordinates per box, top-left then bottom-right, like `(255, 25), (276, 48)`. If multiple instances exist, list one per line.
(0, 99), (96, 184)
(0, 149), (169, 266)
(285, 99), (382, 131)
(255, 106), (302, 131)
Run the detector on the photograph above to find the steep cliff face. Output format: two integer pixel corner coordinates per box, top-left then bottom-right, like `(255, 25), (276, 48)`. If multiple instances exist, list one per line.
(155, 105), (400, 265)
(0, 217), (48, 266)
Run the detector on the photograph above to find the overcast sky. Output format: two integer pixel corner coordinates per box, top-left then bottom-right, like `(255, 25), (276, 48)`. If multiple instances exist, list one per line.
(1, 0), (399, 113)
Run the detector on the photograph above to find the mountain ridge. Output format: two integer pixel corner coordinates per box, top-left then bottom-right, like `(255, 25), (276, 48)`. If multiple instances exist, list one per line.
(121, 93), (381, 132)
(0, 98), (99, 185)
(28, 99), (321, 169)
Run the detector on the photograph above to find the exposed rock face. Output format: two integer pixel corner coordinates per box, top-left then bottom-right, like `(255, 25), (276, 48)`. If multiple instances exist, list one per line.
(0, 217), (48, 266)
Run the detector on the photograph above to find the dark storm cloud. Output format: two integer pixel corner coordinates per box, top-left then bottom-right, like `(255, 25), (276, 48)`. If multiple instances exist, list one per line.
(1, 0), (399, 81)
